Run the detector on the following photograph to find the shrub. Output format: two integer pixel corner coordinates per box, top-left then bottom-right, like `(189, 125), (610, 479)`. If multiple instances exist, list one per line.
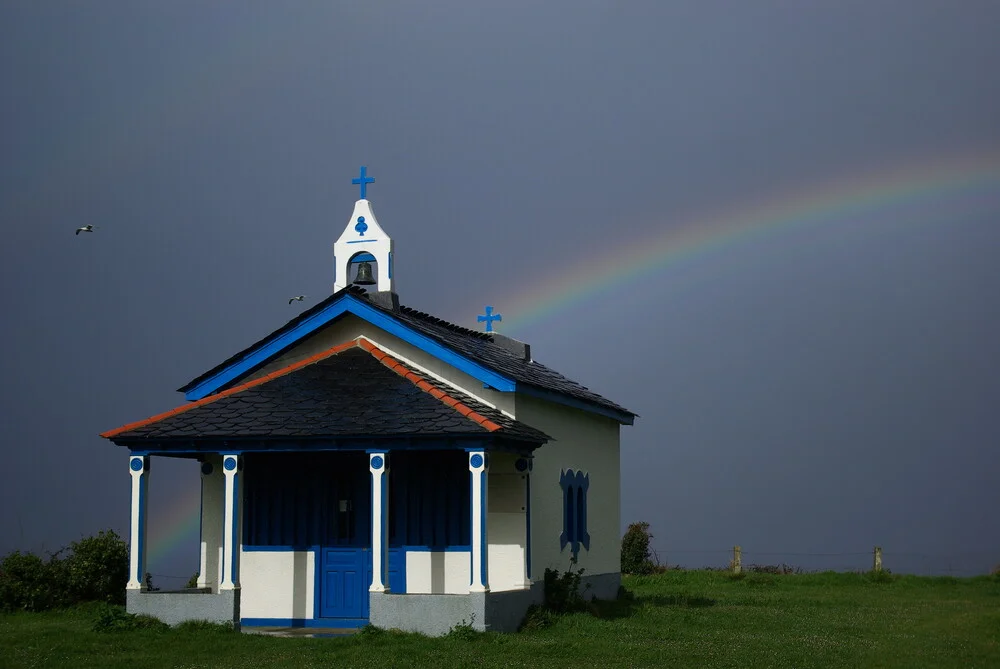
(542, 564), (588, 613)
(0, 550), (70, 612)
(445, 614), (480, 640)
(185, 572), (200, 589)
(0, 529), (128, 612)
(621, 522), (657, 575)
(65, 530), (128, 605)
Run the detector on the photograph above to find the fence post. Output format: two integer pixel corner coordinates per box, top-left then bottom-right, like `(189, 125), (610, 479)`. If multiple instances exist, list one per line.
(873, 546), (883, 572)
(732, 545), (742, 574)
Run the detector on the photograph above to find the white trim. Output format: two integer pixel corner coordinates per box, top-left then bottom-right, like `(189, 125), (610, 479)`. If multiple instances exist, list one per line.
(358, 336), (515, 420)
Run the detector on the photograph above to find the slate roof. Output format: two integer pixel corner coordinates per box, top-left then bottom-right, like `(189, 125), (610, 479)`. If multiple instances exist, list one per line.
(178, 286), (636, 421)
(103, 340), (550, 444)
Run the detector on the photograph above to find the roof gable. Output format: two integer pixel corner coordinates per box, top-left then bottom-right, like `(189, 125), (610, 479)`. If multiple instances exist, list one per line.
(103, 339), (550, 444)
(179, 288), (515, 401)
(178, 287), (636, 424)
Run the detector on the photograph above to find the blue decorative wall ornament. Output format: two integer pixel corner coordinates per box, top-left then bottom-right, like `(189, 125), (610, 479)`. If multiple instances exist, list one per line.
(559, 469), (591, 559)
(201, 462), (214, 476)
(477, 306), (502, 333)
(130, 458), (143, 472)
(352, 165), (375, 199)
(470, 453), (484, 468)
(371, 455), (384, 470)
(224, 457), (237, 472)
(355, 216), (368, 236)
(515, 458), (528, 472)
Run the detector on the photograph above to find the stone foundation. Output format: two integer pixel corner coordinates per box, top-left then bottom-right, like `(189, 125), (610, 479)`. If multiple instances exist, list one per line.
(369, 571), (620, 636)
(126, 588), (240, 628)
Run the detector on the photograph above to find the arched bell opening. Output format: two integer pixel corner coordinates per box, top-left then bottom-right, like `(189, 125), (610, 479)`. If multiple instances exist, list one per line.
(348, 252), (378, 287)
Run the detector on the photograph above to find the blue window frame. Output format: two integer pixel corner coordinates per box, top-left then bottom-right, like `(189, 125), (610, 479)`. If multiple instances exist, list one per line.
(559, 469), (590, 558)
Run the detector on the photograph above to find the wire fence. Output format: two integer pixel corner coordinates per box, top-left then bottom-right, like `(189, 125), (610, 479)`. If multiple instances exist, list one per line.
(144, 546), (1000, 587)
(649, 546), (1000, 577)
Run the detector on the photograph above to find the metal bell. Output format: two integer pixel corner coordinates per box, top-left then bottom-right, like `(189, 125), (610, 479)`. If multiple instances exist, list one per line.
(353, 261), (376, 285)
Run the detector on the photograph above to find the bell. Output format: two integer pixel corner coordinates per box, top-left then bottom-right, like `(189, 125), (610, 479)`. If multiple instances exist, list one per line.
(353, 261), (376, 285)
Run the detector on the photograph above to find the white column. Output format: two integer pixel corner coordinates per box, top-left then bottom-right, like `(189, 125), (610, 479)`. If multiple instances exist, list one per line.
(197, 459), (223, 590)
(469, 450), (489, 593)
(369, 452), (389, 592)
(127, 455), (149, 590)
(220, 454), (241, 590)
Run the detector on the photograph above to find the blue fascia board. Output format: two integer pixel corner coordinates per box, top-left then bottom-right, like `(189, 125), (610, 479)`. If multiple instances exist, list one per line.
(184, 294), (516, 400)
(119, 434), (500, 455)
(515, 383), (635, 425)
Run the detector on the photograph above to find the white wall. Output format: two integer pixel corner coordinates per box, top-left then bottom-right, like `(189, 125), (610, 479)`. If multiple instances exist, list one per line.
(239, 550), (315, 620)
(515, 395), (622, 580)
(238, 314), (516, 416)
(198, 455), (224, 592)
(487, 452), (530, 591)
(404, 551), (470, 593)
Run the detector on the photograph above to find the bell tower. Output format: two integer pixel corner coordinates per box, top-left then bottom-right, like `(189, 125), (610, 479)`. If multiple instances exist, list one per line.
(334, 166), (395, 294)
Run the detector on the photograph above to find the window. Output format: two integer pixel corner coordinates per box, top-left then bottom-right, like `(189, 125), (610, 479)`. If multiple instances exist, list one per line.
(560, 469), (590, 558)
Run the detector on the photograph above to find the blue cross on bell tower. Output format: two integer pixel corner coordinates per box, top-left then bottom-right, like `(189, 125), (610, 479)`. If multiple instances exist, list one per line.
(352, 166), (375, 200)
(477, 306), (502, 333)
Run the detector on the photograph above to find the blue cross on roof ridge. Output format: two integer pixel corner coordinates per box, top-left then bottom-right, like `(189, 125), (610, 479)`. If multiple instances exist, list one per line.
(477, 306), (502, 333)
(352, 166), (375, 199)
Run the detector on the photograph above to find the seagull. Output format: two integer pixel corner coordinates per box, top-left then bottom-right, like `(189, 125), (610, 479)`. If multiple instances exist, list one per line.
(288, 295), (306, 304)
(75, 225), (97, 235)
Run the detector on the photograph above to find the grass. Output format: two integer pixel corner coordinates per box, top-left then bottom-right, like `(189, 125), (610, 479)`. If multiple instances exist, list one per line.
(1, 570), (998, 668)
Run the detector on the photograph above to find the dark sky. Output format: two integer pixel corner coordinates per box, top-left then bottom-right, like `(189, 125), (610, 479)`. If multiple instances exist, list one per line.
(2, 2), (998, 585)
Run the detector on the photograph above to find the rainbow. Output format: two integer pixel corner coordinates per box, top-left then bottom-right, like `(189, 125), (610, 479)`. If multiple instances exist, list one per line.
(145, 149), (999, 562)
(485, 149), (1000, 334)
(146, 480), (201, 569)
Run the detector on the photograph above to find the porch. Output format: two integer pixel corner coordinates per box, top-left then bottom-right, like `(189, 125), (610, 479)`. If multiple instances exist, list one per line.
(123, 443), (536, 632)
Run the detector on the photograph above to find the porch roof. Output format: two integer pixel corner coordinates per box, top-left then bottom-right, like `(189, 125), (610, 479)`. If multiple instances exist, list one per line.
(101, 340), (551, 446)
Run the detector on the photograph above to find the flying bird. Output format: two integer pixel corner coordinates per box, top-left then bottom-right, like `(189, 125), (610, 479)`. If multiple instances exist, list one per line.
(289, 295), (306, 304)
(75, 225), (97, 235)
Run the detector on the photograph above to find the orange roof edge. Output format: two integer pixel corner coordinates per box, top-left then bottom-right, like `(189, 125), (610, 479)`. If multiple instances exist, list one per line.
(361, 344), (504, 433)
(101, 339), (362, 439)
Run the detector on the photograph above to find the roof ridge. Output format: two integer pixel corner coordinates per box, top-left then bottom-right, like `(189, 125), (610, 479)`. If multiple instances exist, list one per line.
(357, 339), (502, 432)
(101, 339), (363, 439)
(391, 303), (494, 341)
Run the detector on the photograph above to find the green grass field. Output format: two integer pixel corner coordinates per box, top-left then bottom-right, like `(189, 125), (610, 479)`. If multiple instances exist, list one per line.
(2, 570), (997, 668)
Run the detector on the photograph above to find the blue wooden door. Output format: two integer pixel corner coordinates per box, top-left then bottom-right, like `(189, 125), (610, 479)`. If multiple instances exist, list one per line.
(320, 548), (406, 620)
(320, 548), (368, 619)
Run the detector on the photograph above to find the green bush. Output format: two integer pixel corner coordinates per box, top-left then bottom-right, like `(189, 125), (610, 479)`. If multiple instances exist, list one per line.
(0, 529), (128, 612)
(65, 530), (128, 605)
(0, 550), (70, 612)
(445, 615), (481, 641)
(621, 522), (658, 575)
(542, 565), (588, 613)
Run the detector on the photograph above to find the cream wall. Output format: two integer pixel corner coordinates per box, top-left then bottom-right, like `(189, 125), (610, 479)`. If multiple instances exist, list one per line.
(487, 452), (530, 591)
(404, 551), (470, 593)
(239, 315), (515, 416)
(239, 550), (315, 620)
(514, 395), (622, 580)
